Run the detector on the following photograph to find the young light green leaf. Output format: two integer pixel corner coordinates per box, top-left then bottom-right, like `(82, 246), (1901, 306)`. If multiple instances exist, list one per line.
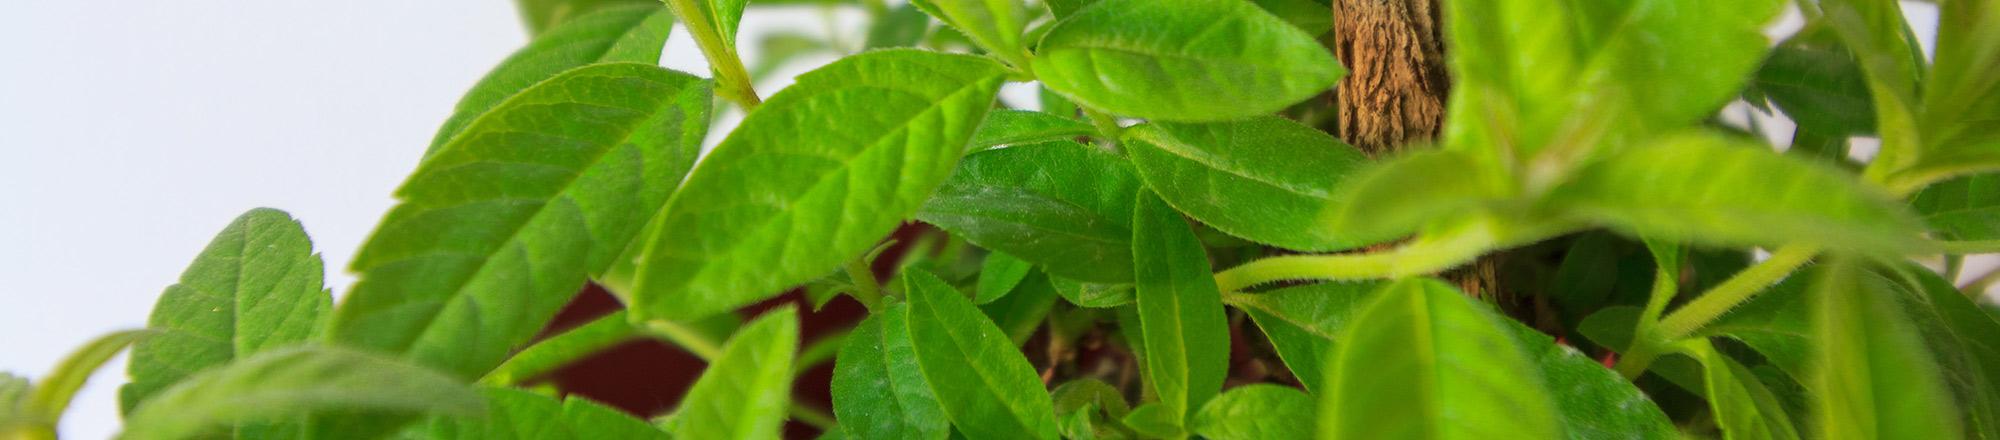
(1190, 384), (1312, 440)
(1679, 340), (1803, 440)
(1050, 379), (1130, 440)
(1131, 192), (1229, 422)
(968, 110), (1094, 151)
(124, 208), (329, 413)
(1544, 133), (1924, 254)
(975, 251), (1033, 304)
(331, 63), (711, 379)
(1320, 149), (1494, 246)
(1228, 281), (1383, 394)
(663, 306), (799, 440)
(120, 346), (484, 440)
(1049, 275), (1134, 308)
(29, 329), (148, 428)
(1809, 259), (1964, 439)
(981, 272), (1060, 346)
(1124, 117), (1370, 251)
(425, 388), (668, 440)
(1319, 278), (1563, 439)
(917, 141), (1143, 283)
(1031, 0), (1342, 121)
(429, 5), (675, 155)
(630, 50), (1007, 321)
(910, 0), (1031, 66)
(512, 0), (657, 36)
(832, 303), (949, 440)
(1911, 173), (2000, 241)
(904, 269), (1060, 440)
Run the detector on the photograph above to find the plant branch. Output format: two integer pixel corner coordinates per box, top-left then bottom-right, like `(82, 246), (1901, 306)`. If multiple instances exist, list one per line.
(1654, 245), (1819, 342)
(664, 0), (762, 109)
(788, 403), (838, 430)
(842, 258), (885, 312)
(640, 318), (727, 361)
(1214, 222), (1509, 292)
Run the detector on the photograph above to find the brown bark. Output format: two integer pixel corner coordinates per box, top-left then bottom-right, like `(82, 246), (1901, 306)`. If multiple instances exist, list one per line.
(1334, 0), (1450, 156)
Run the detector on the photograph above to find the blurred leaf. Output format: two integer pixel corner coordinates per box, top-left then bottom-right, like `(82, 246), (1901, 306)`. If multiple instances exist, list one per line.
(1882, 263), (2000, 439)
(431, 5), (674, 156)
(662, 307), (800, 440)
(1320, 149), (1494, 246)
(513, 0), (657, 36)
(832, 303), (949, 440)
(29, 329), (148, 428)
(629, 50), (1007, 320)
(1042, 0), (1097, 18)
(1680, 340), (1803, 440)
(1124, 117), (1370, 251)
(866, 4), (933, 49)
(968, 110), (1094, 151)
(1808, 258), (1963, 439)
(425, 388), (668, 439)
(911, 0), (1031, 65)
(124, 208), (329, 414)
(918, 141), (1143, 283)
(1190, 384), (1312, 440)
(1915, 0), (2000, 171)
(1131, 192), (1230, 422)
(905, 269), (1060, 440)
(749, 32), (832, 81)
(1318, 279), (1562, 438)
(332, 63), (711, 379)
(1032, 0), (1342, 121)
(1250, 0), (1332, 36)
(1751, 25), (1876, 137)
(1544, 133), (1924, 254)
(975, 251), (1033, 304)
(120, 346), (483, 440)
(1819, 0), (1925, 171)
(1911, 173), (2000, 241)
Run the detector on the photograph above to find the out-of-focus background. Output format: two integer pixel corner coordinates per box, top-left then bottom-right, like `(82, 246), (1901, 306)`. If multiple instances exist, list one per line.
(0, 1), (1978, 438)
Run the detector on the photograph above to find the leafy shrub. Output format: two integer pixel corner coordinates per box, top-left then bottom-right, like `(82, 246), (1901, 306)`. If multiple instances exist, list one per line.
(5, 0), (1999, 439)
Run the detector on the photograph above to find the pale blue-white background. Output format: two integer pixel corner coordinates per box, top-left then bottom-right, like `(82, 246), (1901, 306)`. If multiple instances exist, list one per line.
(0, 1), (1975, 438)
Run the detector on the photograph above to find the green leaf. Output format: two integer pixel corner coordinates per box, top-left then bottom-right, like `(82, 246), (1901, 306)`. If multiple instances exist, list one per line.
(429, 5), (674, 156)
(28, 329), (148, 428)
(680, 0), (748, 48)
(1042, 0), (1096, 19)
(911, 0), (1031, 66)
(1320, 149), (1494, 246)
(1544, 133), (1924, 254)
(1881, 263), (2000, 439)
(1911, 173), (2000, 241)
(512, 0), (657, 36)
(1190, 384), (1312, 440)
(1808, 258), (1963, 439)
(630, 50), (1007, 320)
(968, 110), (1094, 151)
(1227, 281), (1383, 394)
(748, 32), (832, 81)
(1679, 340), (1803, 440)
(1031, 0), (1342, 122)
(120, 346), (484, 440)
(904, 269), (1060, 440)
(331, 63), (711, 379)
(1318, 278), (1562, 439)
(1819, 0), (1925, 171)
(663, 306), (800, 440)
(866, 4), (934, 49)
(1125, 117), (1369, 251)
(1751, 25), (1877, 137)
(1503, 321), (1676, 439)
(974, 251), (1033, 304)
(1917, 0), (2000, 167)
(832, 303), (949, 440)
(481, 311), (641, 386)
(124, 208), (329, 414)
(1049, 275), (1134, 308)
(1119, 403), (1182, 439)
(1131, 192), (1229, 422)
(1050, 379), (1130, 440)
(1249, 0), (1332, 36)
(424, 388), (668, 439)
(1, 373), (28, 427)
(981, 271), (1060, 346)
(917, 141), (1143, 283)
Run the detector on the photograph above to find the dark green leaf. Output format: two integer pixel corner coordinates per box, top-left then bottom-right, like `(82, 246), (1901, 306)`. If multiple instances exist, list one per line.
(332, 63), (711, 379)
(1808, 258), (1963, 439)
(905, 269), (1060, 440)
(1680, 340), (1803, 440)
(1190, 384), (1312, 440)
(1031, 0), (1342, 121)
(1124, 117), (1369, 251)
(124, 208), (329, 413)
(968, 110), (1094, 151)
(1227, 281), (1383, 394)
(1752, 26), (1876, 137)
(1049, 275), (1134, 308)
(1883, 263), (2000, 439)
(917, 141), (1143, 283)
(424, 388), (668, 440)
(1545, 133), (1924, 254)
(430, 5), (674, 156)
(1250, 0), (1332, 36)
(1318, 278), (1562, 438)
(1504, 321), (1676, 439)
(980, 272), (1060, 346)
(1131, 192), (1229, 422)
(833, 303), (949, 440)
(629, 50), (1007, 320)
(974, 251), (1033, 304)
(663, 306), (800, 440)
(120, 346), (483, 440)
(1911, 173), (2000, 241)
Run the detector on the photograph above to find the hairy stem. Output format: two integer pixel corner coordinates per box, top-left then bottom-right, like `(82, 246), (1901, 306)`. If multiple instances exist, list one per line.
(843, 259), (884, 312)
(1653, 245), (1818, 341)
(664, 0), (762, 109)
(1214, 224), (1500, 292)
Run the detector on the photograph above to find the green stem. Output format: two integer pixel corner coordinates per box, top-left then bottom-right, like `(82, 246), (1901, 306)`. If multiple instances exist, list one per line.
(640, 318), (726, 361)
(843, 259), (885, 312)
(664, 0), (761, 109)
(788, 403), (839, 430)
(1654, 245), (1818, 342)
(1938, 239), (2000, 255)
(482, 312), (640, 386)
(1213, 223), (1503, 292)
(1080, 106), (1124, 150)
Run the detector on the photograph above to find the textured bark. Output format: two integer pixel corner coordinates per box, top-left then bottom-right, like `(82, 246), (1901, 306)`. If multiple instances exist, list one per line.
(1334, 0), (1449, 155)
